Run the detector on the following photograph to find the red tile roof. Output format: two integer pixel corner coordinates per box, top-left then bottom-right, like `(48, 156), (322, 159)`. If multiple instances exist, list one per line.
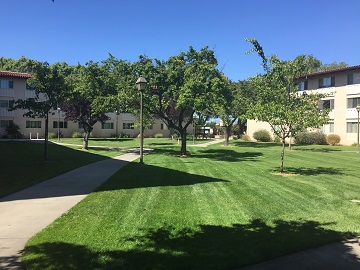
(298, 65), (360, 79)
(0, 71), (32, 79)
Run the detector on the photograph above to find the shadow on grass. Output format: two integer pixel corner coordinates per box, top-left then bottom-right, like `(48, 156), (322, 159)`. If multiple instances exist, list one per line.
(193, 149), (263, 162)
(293, 147), (342, 153)
(232, 141), (281, 148)
(19, 219), (357, 270)
(152, 148), (262, 163)
(280, 167), (345, 176)
(89, 138), (135, 142)
(97, 162), (228, 190)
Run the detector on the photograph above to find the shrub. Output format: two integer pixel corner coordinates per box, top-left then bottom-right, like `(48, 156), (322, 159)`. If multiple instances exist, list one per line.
(240, 134), (251, 141)
(5, 122), (22, 139)
(154, 133), (164, 138)
(253, 129), (271, 142)
(294, 131), (327, 145)
(172, 133), (179, 140)
(327, 134), (341, 146)
(48, 132), (56, 139)
(72, 132), (83, 138)
(187, 133), (194, 140)
(273, 135), (281, 143)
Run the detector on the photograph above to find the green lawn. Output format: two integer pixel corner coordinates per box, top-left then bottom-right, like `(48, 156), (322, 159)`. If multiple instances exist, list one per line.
(0, 141), (124, 198)
(21, 141), (360, 269)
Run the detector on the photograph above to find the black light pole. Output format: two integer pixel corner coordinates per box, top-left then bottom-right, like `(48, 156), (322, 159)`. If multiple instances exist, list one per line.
(57, 107), (61, 142)
(136, 77), (147, 164)
(357, 105), (360, 154)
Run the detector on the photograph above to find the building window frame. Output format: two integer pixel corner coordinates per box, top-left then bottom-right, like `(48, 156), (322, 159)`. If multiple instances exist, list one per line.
(0, 100), (14, 109)
(53, 121), (68, 129)
(0, 120), (13, 128)
(0, 80), (14, 89)
(347, 73), (360, 85)
(101, 122), (114, 129)
(122, 122), (134, 130)
(298, 81), (308, 91)
(347, 97), (360, 109)
(26, 120), (41, 128)
(319, 77), (335, 88)
(346, 122), (358, 133)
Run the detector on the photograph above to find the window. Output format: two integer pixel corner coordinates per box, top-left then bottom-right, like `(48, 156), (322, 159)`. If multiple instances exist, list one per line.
(319, 99), (334, 110)
(347, 73), (360, 85)
(298, 81), (308, 91)
(0, 80), (13, 89)
(146, 125), (153, 130)
(123, 123), (134, 129)
(101, 122), (114, 129)
(347, 122), (358, 133)
(0, 100), (14, 109)
(319, 77), (335, 88)
(26, 121), (41, 128)
(53, 121), (68, 128)
(161, 124), (164, 130)
(347, 97), (360, 109)
(322, 122), (334, 133)
(0, 120), (13, 128)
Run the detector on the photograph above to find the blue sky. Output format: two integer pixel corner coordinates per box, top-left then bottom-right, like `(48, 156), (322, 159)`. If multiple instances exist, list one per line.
(1, 0), (359, 81)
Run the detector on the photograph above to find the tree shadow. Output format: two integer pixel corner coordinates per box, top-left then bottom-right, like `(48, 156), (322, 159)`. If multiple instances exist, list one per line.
(192, 148), (263, 162)
(19, 219), (358, 270)
(280, 167), (345, 176)
(1, 160), (228, 201)
(89, 138), (135, 142)
(293, 147), (342, 153)
(233, 141), (281, 148)
(97, 162), (228, 191)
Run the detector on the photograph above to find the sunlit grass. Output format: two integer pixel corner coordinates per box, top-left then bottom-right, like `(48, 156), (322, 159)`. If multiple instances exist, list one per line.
(22, 141), (360, 269)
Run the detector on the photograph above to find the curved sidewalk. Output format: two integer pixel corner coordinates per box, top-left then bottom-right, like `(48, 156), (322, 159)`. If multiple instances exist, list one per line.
(0, 153), (139, 270)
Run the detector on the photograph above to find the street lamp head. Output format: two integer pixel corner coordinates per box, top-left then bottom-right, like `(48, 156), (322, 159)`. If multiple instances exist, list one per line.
(356, 105), (360, 112)
(136, 77), (147, 92)
(57, 107), (61, 112)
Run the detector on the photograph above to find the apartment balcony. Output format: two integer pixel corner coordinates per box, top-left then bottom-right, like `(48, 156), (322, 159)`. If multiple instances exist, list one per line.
(0, 108), (14, 117)
(0, 88), (14, 97)
(25, 90), (36, 98)
(346, 108), (360, 119)
(346, 84), (360, 95)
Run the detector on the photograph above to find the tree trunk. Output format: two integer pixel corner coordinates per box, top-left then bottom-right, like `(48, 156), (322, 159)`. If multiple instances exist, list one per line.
(288, 134), (292, 150)
(224, 125), (232, 146)
(180, 130), (187, 156)
(280, 138), (286, 173)
(44, 113), (49, 160)
(83, 131), (90, 150)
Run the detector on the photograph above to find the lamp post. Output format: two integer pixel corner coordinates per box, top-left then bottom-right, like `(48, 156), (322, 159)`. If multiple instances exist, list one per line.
(136, 77), (147, 164)
(57, 107), (61, 142)
(357, 105), (360, 154)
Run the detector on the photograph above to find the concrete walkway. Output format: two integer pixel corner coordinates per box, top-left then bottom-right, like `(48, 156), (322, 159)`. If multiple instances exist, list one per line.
(0, 152), (139, 270)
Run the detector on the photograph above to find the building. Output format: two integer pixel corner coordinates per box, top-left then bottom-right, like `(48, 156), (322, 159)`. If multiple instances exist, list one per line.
(246, 65), (360, 145)
(0, 71), (185, 139)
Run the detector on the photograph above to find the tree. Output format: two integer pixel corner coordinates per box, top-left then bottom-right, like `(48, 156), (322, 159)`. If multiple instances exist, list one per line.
(62, 61), (113, 149)
(246, 38), (330, 173)
(130, 47), (228, 156)
(318, 61), (348, 71)
(220, 80), (252, 146)
(12, 61), (68, 160)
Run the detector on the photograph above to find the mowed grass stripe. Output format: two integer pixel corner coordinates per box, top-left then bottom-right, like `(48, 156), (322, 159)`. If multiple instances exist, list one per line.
(22, 142), (360, 270)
